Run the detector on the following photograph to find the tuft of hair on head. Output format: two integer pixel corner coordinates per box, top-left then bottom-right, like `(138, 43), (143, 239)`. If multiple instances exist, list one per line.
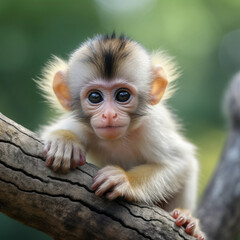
(35, 56), (68, 113)
(102, 31), (117, 40)
(101, 31), (130, 41)
(151, 51), (180, 101)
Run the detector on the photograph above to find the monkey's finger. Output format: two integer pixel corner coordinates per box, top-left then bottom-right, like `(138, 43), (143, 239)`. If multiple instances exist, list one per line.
(71, 143), (81, 169)
(175, 215), (188, 227)
(93, 172), (107, 182)
(185, 222), (195, 235)
(52, 141), (65, 172)
(43, 141), (51, 158)
(91, 174), (109, 191)
(198, 235), (205, 240)
(91, 178), (105, 191)
(95, 178), (118, 197)
(46, 156), (54, 167)
(171, 209), (180, 219)
(194, 230), (205, 240)
(106, 185), (123, 200)
(61, 143), (73, 173)
(193, 229), (206, 240)
(79, 154), (86, 166)
(92, 167), (123, 190)
(106, 190), (120, 200)
(45, 141), (58, 167)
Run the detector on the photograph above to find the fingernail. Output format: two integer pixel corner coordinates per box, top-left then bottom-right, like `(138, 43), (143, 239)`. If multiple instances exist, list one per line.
(78, 154), (86, 165)
(173, 210), (180, 218)
(187, 223), (195, 230)
(189, 222), (195, 226)
(178, 217), (184, 223)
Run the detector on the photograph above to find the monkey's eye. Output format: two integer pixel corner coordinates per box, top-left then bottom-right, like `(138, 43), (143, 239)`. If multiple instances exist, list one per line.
(88, 92), (103, 104)
(115, 90), (131, 103)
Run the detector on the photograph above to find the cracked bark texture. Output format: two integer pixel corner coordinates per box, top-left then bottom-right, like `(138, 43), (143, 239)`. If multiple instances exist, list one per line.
(0, 112), (195, 240)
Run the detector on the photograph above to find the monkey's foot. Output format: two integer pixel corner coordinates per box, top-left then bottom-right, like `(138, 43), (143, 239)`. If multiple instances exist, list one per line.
(171, 209), (206, 240)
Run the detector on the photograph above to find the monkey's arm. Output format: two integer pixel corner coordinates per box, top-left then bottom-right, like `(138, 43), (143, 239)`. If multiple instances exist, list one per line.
(92, 160), (194, 205)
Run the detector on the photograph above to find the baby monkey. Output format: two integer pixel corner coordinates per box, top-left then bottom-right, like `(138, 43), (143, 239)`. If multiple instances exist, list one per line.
(39, 33), (205, 239)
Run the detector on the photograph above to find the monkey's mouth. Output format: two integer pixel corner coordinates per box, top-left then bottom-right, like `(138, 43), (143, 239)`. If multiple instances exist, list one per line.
(97, 125), (125, 129)
(94, 125), (127, 140)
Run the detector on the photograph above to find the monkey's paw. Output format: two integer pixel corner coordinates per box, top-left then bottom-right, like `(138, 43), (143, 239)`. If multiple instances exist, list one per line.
(171, 209), (206, 240)
(43, 131), (86, 173)
(91, 166), (134, 201)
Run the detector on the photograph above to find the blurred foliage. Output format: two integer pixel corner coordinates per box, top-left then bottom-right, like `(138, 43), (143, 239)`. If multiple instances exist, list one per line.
(0, 0), (240, 239)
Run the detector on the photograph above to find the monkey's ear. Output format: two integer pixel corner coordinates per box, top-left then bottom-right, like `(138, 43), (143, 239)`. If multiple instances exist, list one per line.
(53, 71), (72, 111)
(150, 65), (168, 105)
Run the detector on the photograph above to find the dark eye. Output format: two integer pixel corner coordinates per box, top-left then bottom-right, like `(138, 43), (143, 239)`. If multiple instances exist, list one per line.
(115, 90), (131, 102)
(88, 92), (103, 104)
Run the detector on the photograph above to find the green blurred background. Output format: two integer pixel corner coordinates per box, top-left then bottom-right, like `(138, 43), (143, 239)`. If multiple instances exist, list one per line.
(0, 0), (240, 239)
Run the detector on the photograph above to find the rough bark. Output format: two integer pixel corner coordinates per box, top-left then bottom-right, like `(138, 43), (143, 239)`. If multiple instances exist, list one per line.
(0, 112), (194, 240)
(196, 73), (240, 240)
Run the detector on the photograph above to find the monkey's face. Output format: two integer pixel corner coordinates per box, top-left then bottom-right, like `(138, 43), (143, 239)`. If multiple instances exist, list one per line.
(51, 36), (169, 139)
(80, 79), (138, 140)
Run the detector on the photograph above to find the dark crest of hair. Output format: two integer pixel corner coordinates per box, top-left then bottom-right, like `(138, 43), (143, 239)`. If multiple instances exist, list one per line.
(84, 32), (133, 79)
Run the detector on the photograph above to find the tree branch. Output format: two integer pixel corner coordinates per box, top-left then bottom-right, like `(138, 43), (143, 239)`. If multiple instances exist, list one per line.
(0, 113), (194, 240)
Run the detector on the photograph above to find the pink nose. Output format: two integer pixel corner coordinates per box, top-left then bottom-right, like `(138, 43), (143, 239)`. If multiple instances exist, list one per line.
(102, 112), (118, 120)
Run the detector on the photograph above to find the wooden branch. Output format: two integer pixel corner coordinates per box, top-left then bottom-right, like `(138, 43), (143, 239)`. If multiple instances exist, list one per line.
(197, 73), (240, 240)
(0, 113), (194, 240)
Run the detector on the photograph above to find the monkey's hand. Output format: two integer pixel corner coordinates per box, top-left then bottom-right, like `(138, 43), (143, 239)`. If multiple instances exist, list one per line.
(171, 209), (206, 240)
(42, 130), (86, 173)
(91, 166), (134, 201)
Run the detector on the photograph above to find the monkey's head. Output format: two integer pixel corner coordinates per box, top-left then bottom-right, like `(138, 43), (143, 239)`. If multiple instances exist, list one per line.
(52, 34), (168, 140)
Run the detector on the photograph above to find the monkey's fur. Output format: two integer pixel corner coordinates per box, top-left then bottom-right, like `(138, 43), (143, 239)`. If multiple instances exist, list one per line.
(39, 33), (198, 211)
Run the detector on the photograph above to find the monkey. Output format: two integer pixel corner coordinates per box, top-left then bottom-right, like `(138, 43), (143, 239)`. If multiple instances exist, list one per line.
(38, 33), (205, 239)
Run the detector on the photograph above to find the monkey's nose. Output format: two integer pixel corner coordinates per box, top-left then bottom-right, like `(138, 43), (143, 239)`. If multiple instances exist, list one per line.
(102, 112), (118, 120)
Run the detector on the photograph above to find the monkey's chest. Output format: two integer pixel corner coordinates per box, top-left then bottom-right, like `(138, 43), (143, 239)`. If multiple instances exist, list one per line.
(86, 141), (146, 170)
